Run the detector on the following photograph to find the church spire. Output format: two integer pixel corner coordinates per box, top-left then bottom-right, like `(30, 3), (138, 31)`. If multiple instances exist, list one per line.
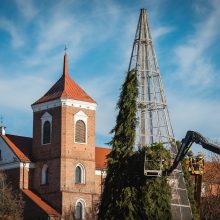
(32, 51), (96, 106)
(63, 52), (68, 77)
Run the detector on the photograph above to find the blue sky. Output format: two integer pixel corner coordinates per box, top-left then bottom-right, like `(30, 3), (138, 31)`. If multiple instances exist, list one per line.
(0, 0), (220, 155)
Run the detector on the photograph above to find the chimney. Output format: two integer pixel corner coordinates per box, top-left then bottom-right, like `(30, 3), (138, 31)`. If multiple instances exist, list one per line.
(0, 126), (6, 135)
(0, 116), (5, 135)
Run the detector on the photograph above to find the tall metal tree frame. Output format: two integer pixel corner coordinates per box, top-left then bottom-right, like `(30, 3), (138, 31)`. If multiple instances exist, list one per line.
(128, 9), (192, 220)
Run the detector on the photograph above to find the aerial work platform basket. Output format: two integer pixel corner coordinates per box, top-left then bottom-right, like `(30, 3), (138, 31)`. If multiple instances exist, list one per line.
(188, 153), (205, 175)
(144, 157), (164, 177)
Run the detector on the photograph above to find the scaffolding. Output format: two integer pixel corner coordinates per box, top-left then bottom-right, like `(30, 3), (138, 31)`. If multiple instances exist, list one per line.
(128, 9), (192, 220)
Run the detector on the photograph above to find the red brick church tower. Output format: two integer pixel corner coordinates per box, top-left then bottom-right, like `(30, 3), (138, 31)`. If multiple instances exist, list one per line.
(31, 53), (97, 217)
(0, 52), (110, 219)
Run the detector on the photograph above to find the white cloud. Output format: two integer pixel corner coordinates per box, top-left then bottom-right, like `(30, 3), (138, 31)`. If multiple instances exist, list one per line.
(169, 94), (220, 142)
(152, 26), (174, 39)
(0, 0), (124, 114)
(164, 0), (220, 148)
(34, 1), (121, 56)
(0, 18), (24, 48)
(15, 0), (38, 20)
(77, 22), (175, 139)
(0, 74), (50, 111)
(81, 71), (123, 136)
(1, 0), (219, 151)
(174, 0), (220, 87)
(14, 0), (124, 74)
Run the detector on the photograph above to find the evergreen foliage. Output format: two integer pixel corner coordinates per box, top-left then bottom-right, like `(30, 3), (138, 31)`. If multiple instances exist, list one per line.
(98, 70), (138, 220)
(144, 143), (171, 171)
(98, 70), (172, 220)
(136, 145), (172, 220)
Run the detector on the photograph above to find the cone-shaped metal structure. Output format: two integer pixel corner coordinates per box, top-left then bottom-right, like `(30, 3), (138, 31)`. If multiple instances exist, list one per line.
(128, 9), (192, 220)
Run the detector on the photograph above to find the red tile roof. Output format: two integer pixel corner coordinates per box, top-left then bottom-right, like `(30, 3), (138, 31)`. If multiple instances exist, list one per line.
(95, 147), (111, 169)
(32, 54), (95, 105)
(1, 132), (111, 168)
(22, 189), (60, 216)
(1, 134), (31, 162)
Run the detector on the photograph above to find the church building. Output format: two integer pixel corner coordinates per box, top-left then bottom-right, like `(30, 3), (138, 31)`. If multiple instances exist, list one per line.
(0, 53), (110, 219)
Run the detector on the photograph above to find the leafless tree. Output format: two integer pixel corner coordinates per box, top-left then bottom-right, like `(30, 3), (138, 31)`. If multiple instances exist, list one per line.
(0, 171), (24, 220)
(201, 154), (220, 219)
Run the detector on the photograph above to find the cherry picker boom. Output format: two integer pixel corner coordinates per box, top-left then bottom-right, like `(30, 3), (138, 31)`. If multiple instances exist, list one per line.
(167, 130), (220, 175)
(144, 130), (220, 177)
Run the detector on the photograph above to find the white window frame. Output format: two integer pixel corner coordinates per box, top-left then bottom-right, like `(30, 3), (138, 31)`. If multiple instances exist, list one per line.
(41, 164), (48, 185)
(75, 163), (86, 184)
(75, 198), (86, 219)
(41, 112), (52, 145)
(74, 111), (88, 144)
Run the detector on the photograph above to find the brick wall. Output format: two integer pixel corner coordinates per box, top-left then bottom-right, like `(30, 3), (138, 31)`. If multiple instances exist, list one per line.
(60, 106), (96, 212)
(32, 107), (62, 160)
(32, 107), (62, 209)
(95, 172), (103, 195)
(31, 104), (98, 215)
(61, 191), (95, 216)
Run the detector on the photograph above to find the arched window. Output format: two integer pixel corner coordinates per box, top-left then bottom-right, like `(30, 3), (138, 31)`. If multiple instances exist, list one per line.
(75, 120), (86, 143)
(75, 164), (85, 184)
(43, 121), (51, 144)
(41, 112), (52, 145)
(41, 164), (48, 185)
(75, 166), (81, 183)
(75, 202), (83, 219)
(75, 199), (86, 219)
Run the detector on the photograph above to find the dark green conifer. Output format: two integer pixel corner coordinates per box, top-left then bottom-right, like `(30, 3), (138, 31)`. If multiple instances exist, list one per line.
(98, 70), (138, 220)
(135, 145), (172, 220)
(98, 70), (172, 220)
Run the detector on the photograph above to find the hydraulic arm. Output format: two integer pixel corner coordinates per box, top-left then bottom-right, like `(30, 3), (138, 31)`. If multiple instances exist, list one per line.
(168, 130), (220, 174)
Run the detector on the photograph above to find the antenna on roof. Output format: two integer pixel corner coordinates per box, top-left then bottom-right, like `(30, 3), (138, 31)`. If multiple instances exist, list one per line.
(0, 115), (6, 135)
(0, 115), (3, 126)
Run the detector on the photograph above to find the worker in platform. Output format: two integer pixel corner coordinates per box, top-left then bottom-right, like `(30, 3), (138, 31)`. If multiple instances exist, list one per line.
(197, 153), (204, 175)
(188, 152), (195, 174)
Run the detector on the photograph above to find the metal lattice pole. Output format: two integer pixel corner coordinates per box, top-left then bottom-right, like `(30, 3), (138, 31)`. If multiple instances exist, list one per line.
(128, 9), (192, 220)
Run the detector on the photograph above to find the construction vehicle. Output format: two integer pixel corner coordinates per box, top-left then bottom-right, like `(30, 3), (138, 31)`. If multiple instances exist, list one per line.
(144, 130), (220, 210)
(144, 130), (220, 177)
(168, 130), (220, 174)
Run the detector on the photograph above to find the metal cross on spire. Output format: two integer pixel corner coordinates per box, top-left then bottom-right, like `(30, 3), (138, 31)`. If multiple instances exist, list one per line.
(64, 45), (68, 54)
(128, 9), (192, 220)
